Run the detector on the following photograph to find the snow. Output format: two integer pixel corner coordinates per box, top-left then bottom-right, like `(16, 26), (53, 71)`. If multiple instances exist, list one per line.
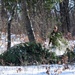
(43, 38), (75, 56)
(0, 32), (27, 54)
(0, 32), (75, 55)
(0, 32), (75, 75)
(0, 64), (75, 75)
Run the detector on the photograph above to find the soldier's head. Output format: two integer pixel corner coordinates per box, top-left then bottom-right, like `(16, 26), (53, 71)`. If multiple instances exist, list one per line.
(53, 25), (58, 32)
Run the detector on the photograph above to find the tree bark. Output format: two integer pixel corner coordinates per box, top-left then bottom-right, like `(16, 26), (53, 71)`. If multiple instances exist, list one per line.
(21, 0), (35, 42)
(7, 4), (16, 49)
(59, 0), (70, 33)
(7, 21), (11, 50)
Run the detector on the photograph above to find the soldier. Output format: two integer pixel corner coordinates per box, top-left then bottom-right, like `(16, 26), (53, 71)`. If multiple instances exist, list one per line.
(48, 25), (62, 47)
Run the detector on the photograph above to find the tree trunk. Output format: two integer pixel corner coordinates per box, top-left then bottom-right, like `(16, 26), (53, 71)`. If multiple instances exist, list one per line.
(7, 21), (11, 50)
(1, 0), (5, 18)
(59, 0), (70, 33)
(7, 4), (16, 49)
(1, 0), (6, 31)
(21, 0), (35, 42)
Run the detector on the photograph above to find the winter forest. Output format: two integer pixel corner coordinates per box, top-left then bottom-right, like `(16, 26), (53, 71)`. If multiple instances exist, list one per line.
(0, 0), (75, 75)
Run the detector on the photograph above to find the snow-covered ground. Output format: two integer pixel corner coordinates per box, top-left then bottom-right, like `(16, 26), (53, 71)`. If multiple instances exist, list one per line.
(0, 32), (75, 75)
(43, 38), (75, 56)
(0, 32), (28, 54)
(0, 64), (75, 75)
(0, 32), (75, 55)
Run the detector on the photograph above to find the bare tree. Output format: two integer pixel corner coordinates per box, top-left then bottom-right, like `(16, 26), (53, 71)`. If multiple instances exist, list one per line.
(21, 0), (35, 42)
(59, 0), (70, 33)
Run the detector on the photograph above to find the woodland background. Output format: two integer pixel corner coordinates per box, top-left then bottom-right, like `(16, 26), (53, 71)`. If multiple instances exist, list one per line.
(0, 0), (75, 49)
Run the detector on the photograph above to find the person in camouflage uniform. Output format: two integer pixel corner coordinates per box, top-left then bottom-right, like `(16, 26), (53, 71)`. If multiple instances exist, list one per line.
(48, 26), (68, 56)
(49, 25), (62, 47)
